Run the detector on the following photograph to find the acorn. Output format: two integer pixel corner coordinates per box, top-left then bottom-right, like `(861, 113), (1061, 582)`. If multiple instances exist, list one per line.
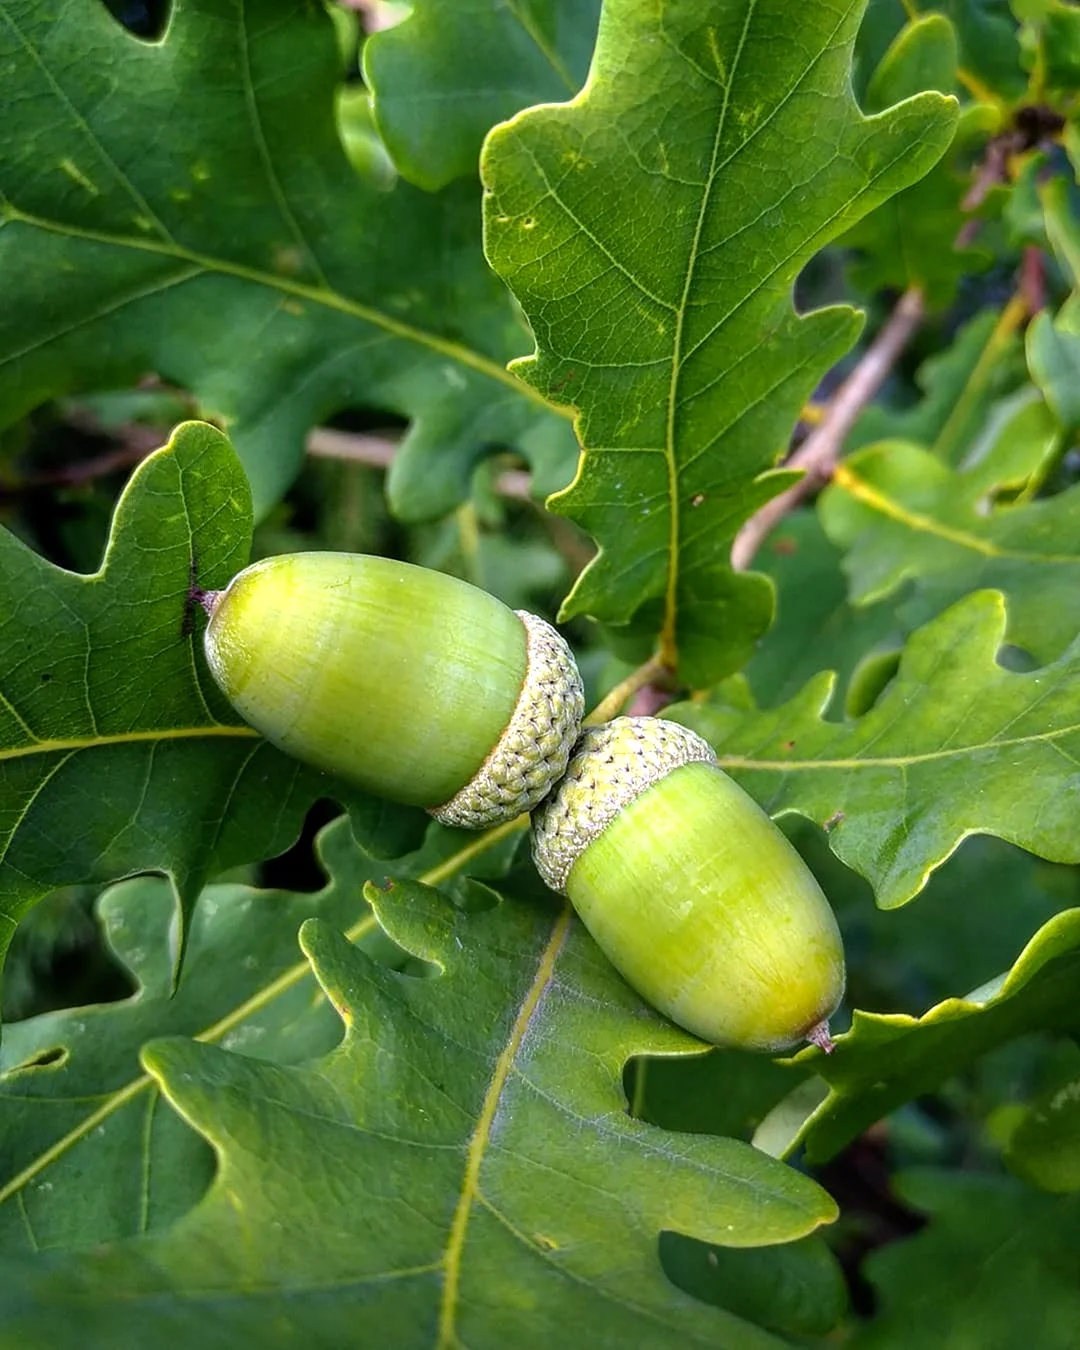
(200, 552), (584, 829)
(531, 717), (845, 1053)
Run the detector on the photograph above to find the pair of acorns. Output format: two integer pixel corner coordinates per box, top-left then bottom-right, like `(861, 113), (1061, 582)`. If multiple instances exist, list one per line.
(201, 553), (844, 1053)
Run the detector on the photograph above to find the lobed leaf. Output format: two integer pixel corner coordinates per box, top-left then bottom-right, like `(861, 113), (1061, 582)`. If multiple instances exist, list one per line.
(0, 0), (577, 520)
(840, 14), (994, 308)
(850, 1170), (1080, 1349)
(366, 0), (602, 189)
(0, 875), (837, 1347)
(0, 817), (382, 1254)
(752, 907), (1080, 1164)
(820, 406), (1077, 663)
(672, 589), (1080, 908)
(482, 0), (957, 685)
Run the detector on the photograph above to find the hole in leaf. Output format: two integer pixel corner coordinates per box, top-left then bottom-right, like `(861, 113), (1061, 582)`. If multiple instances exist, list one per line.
(7, 1045), (69, 1074)
(997, 643), (1039, 673)
(97, 0), (171, 41)
(803, 1134), (926, 1318)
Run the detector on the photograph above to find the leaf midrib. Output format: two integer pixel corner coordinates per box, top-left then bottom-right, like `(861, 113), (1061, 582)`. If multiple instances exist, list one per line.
(660, 1), (757, 667)
(0, 205), (565, 416)
(0, 723), (258, 764)
(436, 904), (571, 1349)
(717, 715), (1080, 772)
(834, 463), (1080, 565)
(655, 1), (864, 666)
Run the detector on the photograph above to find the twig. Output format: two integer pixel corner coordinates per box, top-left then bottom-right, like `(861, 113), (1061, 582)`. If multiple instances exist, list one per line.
(339, 0), (402, 30)
(626, 683), (676, 718)
(306, 427), (534, 500)
(730, 287), (926, 572)
(306, 426), (398, 470)
(585, 657), (671, 727)
(15, 442), (150, 489)
(1020, 245), (1046, 317)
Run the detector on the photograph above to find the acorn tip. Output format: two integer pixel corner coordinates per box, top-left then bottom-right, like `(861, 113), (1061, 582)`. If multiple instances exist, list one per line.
(806, 1020), (836, 1054)
(190, 586), (223, 618)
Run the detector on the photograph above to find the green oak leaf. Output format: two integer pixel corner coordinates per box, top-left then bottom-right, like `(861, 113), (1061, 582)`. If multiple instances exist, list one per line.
(841, 15), (996, 307)
(743, 511), (902, 712)
(0, 877), (837, 1348)
(365, 0), (601, 189)
(671, 589), (1080, 908)
(817, 826), (1077, 1017)
(866, 12), (959, 105)
(847, 305), (1028, 462)
(0, 0), (577, 520)
(752, 907), (1080, 1164)
(1042, 168), (1080, 287)
(851, 1171), (1080, 1350)
(0, 421), (426, 982)
(1009, 1063), (1080, 1193)
(935, 0), (1027, 103)
(482, 0), (957, 686)
(851, 0), (908, 101)
(1028, 305), (1080, 433)
(1004, 1070), (1080, 1194)
(820, 403), (1078, 663)
(0, 817), (392, 1253)
(1038, 0), (1080, 95)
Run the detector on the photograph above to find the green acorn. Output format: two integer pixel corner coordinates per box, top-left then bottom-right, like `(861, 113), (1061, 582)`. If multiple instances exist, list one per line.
(531, 717), (845, 1052)
(201, 552), (584, 829)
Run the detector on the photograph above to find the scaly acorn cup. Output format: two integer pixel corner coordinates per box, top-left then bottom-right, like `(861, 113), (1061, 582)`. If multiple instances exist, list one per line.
(531, 717), (845, 1053)
(200, 552), (584, 829)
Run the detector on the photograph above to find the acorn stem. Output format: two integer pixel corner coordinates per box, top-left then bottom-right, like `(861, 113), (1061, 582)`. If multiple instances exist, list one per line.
(585, 656), (671, 727)
(806, 1020), (836, 1054)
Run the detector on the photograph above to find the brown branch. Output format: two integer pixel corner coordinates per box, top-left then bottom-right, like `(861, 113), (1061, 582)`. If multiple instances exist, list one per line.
(730, 287), (926, 572)
(306, 427), (398, 470)
(16, 442), (150, 489)
(306, 427), (534, 501)
(584, 657), (671, 727)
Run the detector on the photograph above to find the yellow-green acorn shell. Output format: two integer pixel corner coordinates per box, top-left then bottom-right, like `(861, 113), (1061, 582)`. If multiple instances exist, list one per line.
(203, 552), (583, 828)
(531, 717), (845, 1052)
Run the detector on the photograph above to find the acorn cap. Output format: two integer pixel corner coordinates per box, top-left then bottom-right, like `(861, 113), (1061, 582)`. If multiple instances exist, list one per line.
(531, 717), (717, 893)
(431, 610), (584, 829)
(531, 716), (845, 1052)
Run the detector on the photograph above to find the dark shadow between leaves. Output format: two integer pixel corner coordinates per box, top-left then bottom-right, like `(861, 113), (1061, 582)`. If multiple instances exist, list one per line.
(659, 1228), (848, 1339)
(96, 0), (171, 42)
(256, 800), (346, 894)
